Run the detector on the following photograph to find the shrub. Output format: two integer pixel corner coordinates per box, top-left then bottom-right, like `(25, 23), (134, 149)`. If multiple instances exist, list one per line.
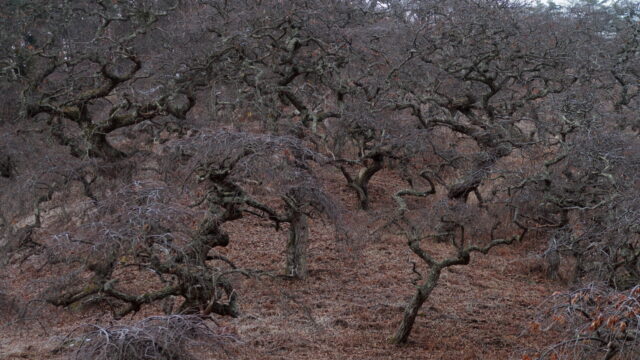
(66, 315), (237, 360)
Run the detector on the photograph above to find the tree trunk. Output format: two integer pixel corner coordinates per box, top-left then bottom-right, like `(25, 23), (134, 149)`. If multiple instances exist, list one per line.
(285, 210), (309, 279)
(341, 153), (384, 210)
(356, 154), (384, 210)
(391, 266), (442, 344)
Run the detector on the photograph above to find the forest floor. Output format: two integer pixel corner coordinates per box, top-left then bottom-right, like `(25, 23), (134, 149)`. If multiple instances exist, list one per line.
(0, 169), (563, 360)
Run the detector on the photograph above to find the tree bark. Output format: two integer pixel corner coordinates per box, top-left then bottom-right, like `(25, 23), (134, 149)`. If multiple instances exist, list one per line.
(391, 265), (442, 344)
(342, 153), (384, 210)
(285, 209), (309, 279)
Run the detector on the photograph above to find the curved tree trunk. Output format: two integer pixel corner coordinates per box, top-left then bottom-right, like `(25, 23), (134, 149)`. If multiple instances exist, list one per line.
(341, 153), (384, 210)
(391, 265), (442, 344)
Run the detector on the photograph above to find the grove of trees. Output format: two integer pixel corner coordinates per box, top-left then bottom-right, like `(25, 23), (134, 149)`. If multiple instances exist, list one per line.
(1, 0), (639, 359)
